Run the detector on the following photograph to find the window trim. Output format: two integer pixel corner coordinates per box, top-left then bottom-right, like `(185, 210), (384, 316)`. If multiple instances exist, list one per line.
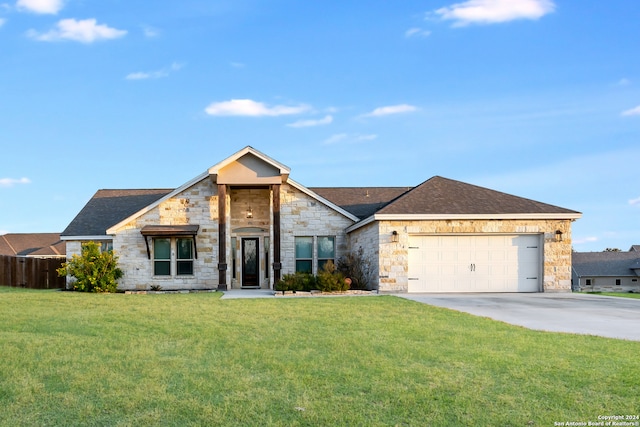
(295, 236), (313, 274)
(294, 235), (337, 274)
(176, 237), (194, 276)
(152, 237), (196, 277)
(317, 236), (336, 272)
(153, 238), (172, 276)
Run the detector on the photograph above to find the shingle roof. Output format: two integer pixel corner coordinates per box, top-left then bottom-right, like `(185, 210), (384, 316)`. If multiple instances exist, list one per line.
(0, 233), (66, 256)
(375, 176), (580, 216)
(310, 187), (411, 219)
(572, 251), (640, 277)
(61, 189), (172, 237)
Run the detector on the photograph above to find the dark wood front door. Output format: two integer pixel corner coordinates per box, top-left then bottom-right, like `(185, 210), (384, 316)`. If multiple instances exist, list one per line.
(242, 238), (259, 288)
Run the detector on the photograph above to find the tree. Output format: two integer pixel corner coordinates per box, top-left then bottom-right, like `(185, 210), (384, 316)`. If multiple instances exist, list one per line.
(57, 241), (123, 292)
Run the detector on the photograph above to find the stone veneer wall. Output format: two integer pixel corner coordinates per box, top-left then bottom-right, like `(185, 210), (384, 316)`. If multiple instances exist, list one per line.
(66, 180), (357, 290)
(279, 184), (355, 276)
(113, 179), (220, 290)
(364, 219), (574, 293)
(346, 222), (380, 290)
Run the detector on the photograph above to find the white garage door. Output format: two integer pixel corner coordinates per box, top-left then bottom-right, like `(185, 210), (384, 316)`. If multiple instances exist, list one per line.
(408, 235), (541, 293)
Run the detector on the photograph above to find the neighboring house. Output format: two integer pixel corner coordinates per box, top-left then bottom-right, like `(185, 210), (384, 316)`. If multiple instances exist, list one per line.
(0, 233), (66, 258)
(61, 146), (581, 293)
(572, 246), (640, 292)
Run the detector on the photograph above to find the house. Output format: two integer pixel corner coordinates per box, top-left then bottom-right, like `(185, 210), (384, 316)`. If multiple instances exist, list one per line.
(61, 146), (581, 293)
(0, 233), (66, 258)
(572, 246), (640, 292)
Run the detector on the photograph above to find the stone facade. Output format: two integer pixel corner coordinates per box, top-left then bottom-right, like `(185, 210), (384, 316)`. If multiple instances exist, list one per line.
(279, 184), (354, 276)
(350, 218), (574, 293)
(66, 180), (356, 291)
(63, 148), (579, 294)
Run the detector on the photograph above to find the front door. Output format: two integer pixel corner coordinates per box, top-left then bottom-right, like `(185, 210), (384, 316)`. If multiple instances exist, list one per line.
(242, 238), (259, 288)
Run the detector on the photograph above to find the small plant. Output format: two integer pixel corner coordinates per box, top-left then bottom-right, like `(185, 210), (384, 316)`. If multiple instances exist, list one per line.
(337, 246), (373, 290)
(316, 261), (348, 292)
(150, 285), (162, 292)
(57, 241), (123, 293)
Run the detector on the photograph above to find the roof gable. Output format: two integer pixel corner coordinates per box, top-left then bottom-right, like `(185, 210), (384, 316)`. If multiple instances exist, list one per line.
(209, 146), (290, 185)
(376, 176), (581, 217)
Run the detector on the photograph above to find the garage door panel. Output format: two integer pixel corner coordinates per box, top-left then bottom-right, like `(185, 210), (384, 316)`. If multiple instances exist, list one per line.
(407, 234), (541, 293)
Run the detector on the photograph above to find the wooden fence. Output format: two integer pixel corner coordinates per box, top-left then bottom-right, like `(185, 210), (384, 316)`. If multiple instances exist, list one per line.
(0, 255), (66, 289)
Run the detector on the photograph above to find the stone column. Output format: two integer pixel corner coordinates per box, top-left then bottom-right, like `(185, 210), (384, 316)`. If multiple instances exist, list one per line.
(272, 184), (281, 284)
(217, 184), (227, 290)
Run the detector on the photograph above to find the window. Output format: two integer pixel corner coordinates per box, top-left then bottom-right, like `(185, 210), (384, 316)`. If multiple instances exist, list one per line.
(585, 279), (592, 286)
(317, 236), (335, 271)
(100, 241), (113, 252)
(154, 238), (171, 276)
(295, 237), (313, 273)
(616, 279), (621, 286)
(153, 237), (194, 276)
(294, 236), (337, 274)
(176, 238), (194, 275)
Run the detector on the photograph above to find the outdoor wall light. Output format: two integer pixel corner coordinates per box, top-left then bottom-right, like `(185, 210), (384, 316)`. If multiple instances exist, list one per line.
(246, 207), (253, 219)
(391, 230), (399, 243)
(555, 230), (563, 242)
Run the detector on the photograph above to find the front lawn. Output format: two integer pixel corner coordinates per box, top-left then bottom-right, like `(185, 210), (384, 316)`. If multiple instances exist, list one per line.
(0, 287), (638, 426)
(586, 291), (640, 299)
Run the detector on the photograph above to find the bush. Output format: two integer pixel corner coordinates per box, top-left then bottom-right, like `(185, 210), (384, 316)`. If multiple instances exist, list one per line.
(337, 246), (373, 290)
(57, 241), (123, 293)
(275, 273), (317, 292)
(316, 261), (349, 292)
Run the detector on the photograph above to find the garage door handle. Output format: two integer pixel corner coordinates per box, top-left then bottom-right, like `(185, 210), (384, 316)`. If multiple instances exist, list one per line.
(408, 278), (419, 280)
(527, 277), (537, 280)
(470, 263), (476, 271)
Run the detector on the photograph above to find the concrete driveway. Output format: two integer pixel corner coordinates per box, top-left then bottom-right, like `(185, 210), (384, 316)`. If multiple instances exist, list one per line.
(395, 293), (640, 341)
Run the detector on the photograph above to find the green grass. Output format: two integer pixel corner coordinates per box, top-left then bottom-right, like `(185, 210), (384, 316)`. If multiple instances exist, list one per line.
(586, 291), (640, 299)
(1, 287), (638, 426)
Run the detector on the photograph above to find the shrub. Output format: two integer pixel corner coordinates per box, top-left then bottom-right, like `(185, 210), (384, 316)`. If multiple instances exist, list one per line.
(275, 273), (317, 292)
(317, 261), (349, 292)
(57, 241), (123, 293)
(337, 246), (373, 290)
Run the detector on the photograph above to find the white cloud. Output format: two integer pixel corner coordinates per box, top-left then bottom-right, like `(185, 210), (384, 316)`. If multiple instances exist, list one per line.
(287, 115), (333, 128)
(230, 62), (245, 68)
(573, 236), (598, 245)
(142, 25), (159, 38)
(205, 99), (311, 117)
(0, 18), (5, 27)
(405, 27), (431, 38)
(435, 0), (555, 27)
(323, 133), (378, 145)
(28, 18), (127, 43)
(362, 104), (418, 117)
(356, 134), (378, 141)
(126, 62), (184, 80)
(323, 134), (348, 145)
(16, 0), (63, 14)
(621, 105), (640, 116)
(629, 197), (640, 206)
(617, 78), (631, 86)
(0, 177), (31, 187)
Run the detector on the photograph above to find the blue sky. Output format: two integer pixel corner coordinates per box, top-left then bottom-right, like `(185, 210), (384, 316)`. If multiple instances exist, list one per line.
(0, 0), (638, 252)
